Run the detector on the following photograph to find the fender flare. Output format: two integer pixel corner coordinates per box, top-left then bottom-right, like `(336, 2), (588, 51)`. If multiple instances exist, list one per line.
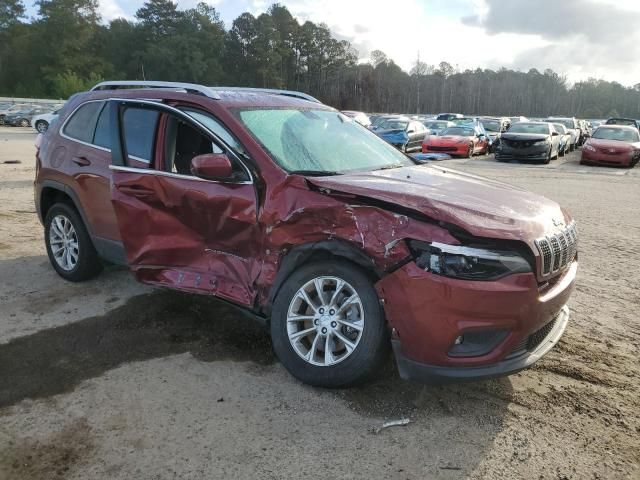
(264, 239), (382, 316)
(38, 180), (94, 236)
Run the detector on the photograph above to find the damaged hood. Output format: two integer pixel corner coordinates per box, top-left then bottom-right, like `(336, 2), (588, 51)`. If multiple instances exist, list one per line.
(308, 165), (571, 242)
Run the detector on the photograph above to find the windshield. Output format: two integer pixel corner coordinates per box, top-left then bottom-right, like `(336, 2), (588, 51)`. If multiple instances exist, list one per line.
(378, 119), (408, 130)
(606, 118), (636, 127)
(553, 124), (567, 133)
(423, 121), (447, 130)
(593, 127), (640, 142)
(547, 119), (574, 129)
(236, 108), (413, 174)
(441, 127), (474, 136)
(482, 120), (501, 132)
(509, 123), (549, 134)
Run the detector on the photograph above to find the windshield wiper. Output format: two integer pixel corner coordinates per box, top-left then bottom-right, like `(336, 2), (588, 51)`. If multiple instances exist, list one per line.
(375, 163), (404, 171)
(288, 169), (343, 176)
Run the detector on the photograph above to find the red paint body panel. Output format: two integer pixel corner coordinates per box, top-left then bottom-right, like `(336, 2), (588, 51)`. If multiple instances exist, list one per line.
(376, 261), (577, 366)
(110, 170), (261, 306)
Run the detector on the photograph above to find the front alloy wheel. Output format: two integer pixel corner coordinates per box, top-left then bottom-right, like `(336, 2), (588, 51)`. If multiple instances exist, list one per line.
(271, 260), (389, 387)
(286, 276), (364, 366)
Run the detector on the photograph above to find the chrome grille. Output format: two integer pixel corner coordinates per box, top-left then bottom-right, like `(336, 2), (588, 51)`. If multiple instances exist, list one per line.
(535, 222), (578, 278)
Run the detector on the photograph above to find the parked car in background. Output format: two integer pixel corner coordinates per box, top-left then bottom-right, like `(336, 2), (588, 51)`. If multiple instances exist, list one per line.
(420, 119), (455, 136)
(436, 113), (464, 121)
(370, 114), (404, 131)
(32, 110), (60, 133)
(35, 80), (578, 387)
(604, 117), (640, 131)
(479, 117), (510, 152)
(495, 122), (561, 164)
(374, 118), (426, 152)
(551, 123), (571, 156)
(508, 116), (529, 125)
(422, 125), (489, 157)
(581, 125), (640, 168)
(0, 103), (38, 125)
(3, 106), (54, 127)
(341, 111), (371, 128)
(544, 117), (579, 151)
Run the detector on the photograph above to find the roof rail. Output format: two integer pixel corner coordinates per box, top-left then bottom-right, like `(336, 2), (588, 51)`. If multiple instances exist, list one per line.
(90, 81), (221, 99)
(210, 87), (321, 103)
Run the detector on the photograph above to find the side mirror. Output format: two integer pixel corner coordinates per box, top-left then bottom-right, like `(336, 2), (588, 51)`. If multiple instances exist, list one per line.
(407, 129), (415, 133)
(190, 153), (233, 180)
(551, 131), (559, 136)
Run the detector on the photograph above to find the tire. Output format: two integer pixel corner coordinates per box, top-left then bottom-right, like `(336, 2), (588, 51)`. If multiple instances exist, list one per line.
(466, 144), (473, 158)
(270, 260), (390, 388)
(44, 202), (103, 282)
(542, 148), (551, 164)
(0, 116), (4, 126)
(19, 119), (29, 127)
(559, 146), (565, 157)
(35, 120), (49, 133)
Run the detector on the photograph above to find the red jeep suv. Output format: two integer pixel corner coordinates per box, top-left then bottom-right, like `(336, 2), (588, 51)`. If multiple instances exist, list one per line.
(35, 81), (578, 387)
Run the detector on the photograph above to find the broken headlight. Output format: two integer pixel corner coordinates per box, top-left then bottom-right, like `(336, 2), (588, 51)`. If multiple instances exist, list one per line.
(409, 240), (532, 281)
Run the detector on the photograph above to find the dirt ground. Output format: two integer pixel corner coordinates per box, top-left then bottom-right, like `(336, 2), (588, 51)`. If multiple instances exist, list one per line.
(0, 126), (638, 480)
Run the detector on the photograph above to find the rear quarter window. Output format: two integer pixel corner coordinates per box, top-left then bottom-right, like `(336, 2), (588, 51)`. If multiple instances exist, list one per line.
(63, 101), (104, 143)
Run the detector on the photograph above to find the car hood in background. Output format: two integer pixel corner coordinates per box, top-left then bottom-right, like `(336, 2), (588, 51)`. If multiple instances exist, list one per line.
(308, 165), (570, 242)
(588, 138), (639, 152)
(425, 135), (471, 145)
(500, 133), (549, 142)
(375, 129), (409, 144)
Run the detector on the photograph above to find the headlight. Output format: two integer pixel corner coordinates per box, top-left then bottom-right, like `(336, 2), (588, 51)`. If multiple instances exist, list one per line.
(409, 241), (532, 280)
(533, 139), (550, 145)
(583, 144), (596, 152)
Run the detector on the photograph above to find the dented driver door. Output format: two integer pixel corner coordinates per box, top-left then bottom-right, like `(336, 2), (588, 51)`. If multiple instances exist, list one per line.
(107, 99), (261, 307)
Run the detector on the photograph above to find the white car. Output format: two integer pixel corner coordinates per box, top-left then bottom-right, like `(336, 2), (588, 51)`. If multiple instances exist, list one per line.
(31, 110), (60, 133)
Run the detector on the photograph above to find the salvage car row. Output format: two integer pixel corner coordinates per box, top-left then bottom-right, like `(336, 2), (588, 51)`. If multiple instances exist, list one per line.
(342, 111), (640, 168)
(0, 101), (61, 132)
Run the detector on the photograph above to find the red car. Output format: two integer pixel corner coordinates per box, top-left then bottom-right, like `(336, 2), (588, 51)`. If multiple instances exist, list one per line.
(35, 81), (578, 387)
(422, 125), (489, 157)
(581, 125), (640, 168)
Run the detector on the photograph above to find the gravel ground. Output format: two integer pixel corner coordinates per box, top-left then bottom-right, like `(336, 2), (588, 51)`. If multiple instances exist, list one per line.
(0, 127), (638, 479)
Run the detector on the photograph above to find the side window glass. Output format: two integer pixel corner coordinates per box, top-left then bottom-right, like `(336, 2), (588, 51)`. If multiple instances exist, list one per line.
(164, 114), (248, 181)
(122, 108), (160, 163)
(181, 109), (246, 155)
(63, 102), (103, 143)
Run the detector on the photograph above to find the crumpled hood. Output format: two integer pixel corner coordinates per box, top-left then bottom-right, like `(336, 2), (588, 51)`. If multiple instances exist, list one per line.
(589, 138), (639, 152)
(376, 129), (408, 144)
(308, 165), (571, 242)
(428, 134), (470, 145)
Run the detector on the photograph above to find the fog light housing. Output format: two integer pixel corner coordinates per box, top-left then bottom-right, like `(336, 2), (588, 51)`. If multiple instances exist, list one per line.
(448, 330), (509, 358)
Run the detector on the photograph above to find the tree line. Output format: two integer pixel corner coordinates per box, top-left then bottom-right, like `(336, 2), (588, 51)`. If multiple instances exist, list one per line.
(1, 0), (639, 118)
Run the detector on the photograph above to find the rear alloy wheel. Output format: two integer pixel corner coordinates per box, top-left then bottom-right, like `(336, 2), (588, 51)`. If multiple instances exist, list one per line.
(19, 119), (29, 127)
(45, 203), (102, 282)
(35, 120), (49, 133)
(271, 261), (389, 387)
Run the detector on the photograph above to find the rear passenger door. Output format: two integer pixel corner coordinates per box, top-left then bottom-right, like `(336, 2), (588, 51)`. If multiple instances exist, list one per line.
(59, 101), (122, 244)
(107, 100), (261, 307)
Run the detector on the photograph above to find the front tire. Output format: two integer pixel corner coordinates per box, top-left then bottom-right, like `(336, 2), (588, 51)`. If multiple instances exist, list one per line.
(466, 144), (473, 158)
(35, 120), (49, 133)
(271, 260), (389, 388)
(44, 203), (103, 282)
(19, 119), (29, 127)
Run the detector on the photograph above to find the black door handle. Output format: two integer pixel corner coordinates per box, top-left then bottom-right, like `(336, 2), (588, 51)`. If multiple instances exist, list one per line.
(72, 156), (91, 166)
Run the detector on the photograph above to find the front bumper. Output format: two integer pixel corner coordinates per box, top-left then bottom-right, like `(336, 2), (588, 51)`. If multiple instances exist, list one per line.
(392, 306), (569, 384)
(376, 261), (577, 384)
(495, 144), (549, 161)
(581, 150), (634, 167)
(423, 144), (468, 156)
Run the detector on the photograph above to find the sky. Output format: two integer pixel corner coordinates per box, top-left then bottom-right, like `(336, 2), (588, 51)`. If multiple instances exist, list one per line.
(24, 0), (640, 86)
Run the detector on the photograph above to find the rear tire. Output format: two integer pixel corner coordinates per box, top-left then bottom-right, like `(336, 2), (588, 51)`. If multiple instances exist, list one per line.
(19, 119), (29, 127)
(270, 260), (389, 388)
(44, 203), (103, 282)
